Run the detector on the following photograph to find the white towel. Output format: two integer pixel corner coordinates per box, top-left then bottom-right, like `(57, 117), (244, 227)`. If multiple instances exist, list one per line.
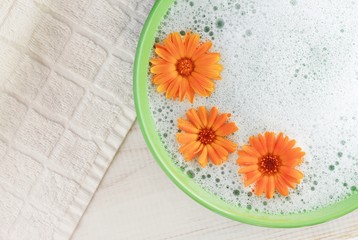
(0, 0), (152, 239)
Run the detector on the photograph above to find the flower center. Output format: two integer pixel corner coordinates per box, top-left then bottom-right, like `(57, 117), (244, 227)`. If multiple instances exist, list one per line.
(176, 58), (194, 77)
(258, 154), (281, 175)
(198, 128), (216, 145)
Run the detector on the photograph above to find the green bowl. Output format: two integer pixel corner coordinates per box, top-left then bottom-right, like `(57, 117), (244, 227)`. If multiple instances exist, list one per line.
(133, 0), (358, 228)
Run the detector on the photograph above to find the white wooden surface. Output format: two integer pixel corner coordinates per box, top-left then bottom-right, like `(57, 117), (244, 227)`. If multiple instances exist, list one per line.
(72, 121), (358, 240)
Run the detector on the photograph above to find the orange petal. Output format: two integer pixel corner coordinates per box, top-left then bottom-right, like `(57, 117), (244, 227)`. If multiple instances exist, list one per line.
(151, 64), (176, 74)
(282, 148), (305, 161)
(273, 132), (285, 155)
(176, 133), (198, 144)
(188, 75), (208, 96)
(215, 122), (238, 136)
(178, 118), (200, 133)
(157, 81), (172, 93)
(238, 164), (258, 173)
(207, 107), (218, 129)
(164, 37), (181, 59)
(198, 106), (208, 127)
(211, 113), (230, 131)
(244, 171), (261, 187)
(186, 84), (195, 103)
(190, 72), (215, 91)
(194, 53), (221, 66)
(265, 132), (275, 154)
(266, 176), (275, 199)
(207, 144), (223, 165)
(249, 136), (266, 156)
(255, 176), (268, 196)
(179, 141), (201, 159)
(280, 166), (304, 180)
(166, 76), (181, 99)
(151, 58), (170, 66)
(211, 142), (229, 161)
(172, 32), (186, 58)
(237, 155), (258, 166)
(186, 108), (203, 129)
(178, 76), (189, 101)
(274, 175), (289, 196)
(198, 145), (208, 167)
(258, 134), (268, 154)
(194, 67), (222, 80)
(192, 42), (213, 61)
(155, 45), (177, 63)
(279, 174), (297, 189)
(185, 33), (200, 58)
(279, 139), (297, 156)
(241, 145), (261, 158)
(152, 72), (177, 85)
(215, 137), (237, 153)
(195, 63), (223, 73)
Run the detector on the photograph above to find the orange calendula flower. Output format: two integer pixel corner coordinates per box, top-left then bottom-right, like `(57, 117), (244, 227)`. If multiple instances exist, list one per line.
(150, 32), (223, 103)
(177, 106), (238, 167)
(237, 132), (305, 199)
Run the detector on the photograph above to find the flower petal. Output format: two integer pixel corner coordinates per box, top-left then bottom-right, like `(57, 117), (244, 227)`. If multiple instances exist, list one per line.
(176, 133), (198, 144)
(241, 145), (261, 158)
(244, 171), (261, 187)
(266, 176), (275, 199)
(280, 166), (304, 180)
(274, 175), (289, 196)
(258, 134), (268, 154)
(178, 118), (200, 133)
(186, 84), (195, 103)
(255, 176), (268, 196)
(215, 137), (237, 153)
(166, 76), (181, 99)
(249, 136), (266, 156)
(188, 75), (209, 96)
(198, 106), (208, 127)
(178, 76), (189, 101)
(194, 53), (221, 66)
(155, 44), (177, 63)
(198, 145), (208, 167)
(151, 64), (176, 74)
(211, 142), (229, 161)
(186, 108), (203, 129)
(192, 42), (213, 61)
(237, 155), (258, 166)
(179, 141), (201, 160)
(172, 32), (186, 58)
(211, 113), (230, 131)
(152, 72), (178, 85)
(215, 122), (238, 136)
(190, 72), (215, 91)
(265, 132), (275, 154)
(207, 107), (218, 129)
(238, 164), (258, 173)
(185, 33), (200, 58)
(207, 144), (223, 165)
(164, 35), (181, 59)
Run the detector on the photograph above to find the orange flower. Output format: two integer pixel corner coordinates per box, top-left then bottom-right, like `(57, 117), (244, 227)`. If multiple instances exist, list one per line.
(177, 106), (238, 167)
(237, 132), (305, 199)
(150, 32), (223, 103)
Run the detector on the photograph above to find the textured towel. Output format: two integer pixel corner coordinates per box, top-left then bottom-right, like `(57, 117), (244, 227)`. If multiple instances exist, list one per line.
(0, 0), (152, 239)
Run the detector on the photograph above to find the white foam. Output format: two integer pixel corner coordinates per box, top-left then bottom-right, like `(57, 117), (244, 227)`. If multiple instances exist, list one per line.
(147, 0), (358, 214)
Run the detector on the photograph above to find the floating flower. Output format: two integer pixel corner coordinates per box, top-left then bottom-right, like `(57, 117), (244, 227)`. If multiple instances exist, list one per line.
(150, 32), (223, 103)
(237, 132), (305, 199)
(177, 106), (238, 167)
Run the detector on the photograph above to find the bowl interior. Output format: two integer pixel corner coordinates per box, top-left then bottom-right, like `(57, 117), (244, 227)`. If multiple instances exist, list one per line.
(133, 0), (358, 228)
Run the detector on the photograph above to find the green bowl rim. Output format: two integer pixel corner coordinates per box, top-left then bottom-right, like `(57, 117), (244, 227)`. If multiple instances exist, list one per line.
(133, 0), (358, 228)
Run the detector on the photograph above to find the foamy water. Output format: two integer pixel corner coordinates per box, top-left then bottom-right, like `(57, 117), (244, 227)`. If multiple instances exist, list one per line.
(147, 0), (358, 214)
